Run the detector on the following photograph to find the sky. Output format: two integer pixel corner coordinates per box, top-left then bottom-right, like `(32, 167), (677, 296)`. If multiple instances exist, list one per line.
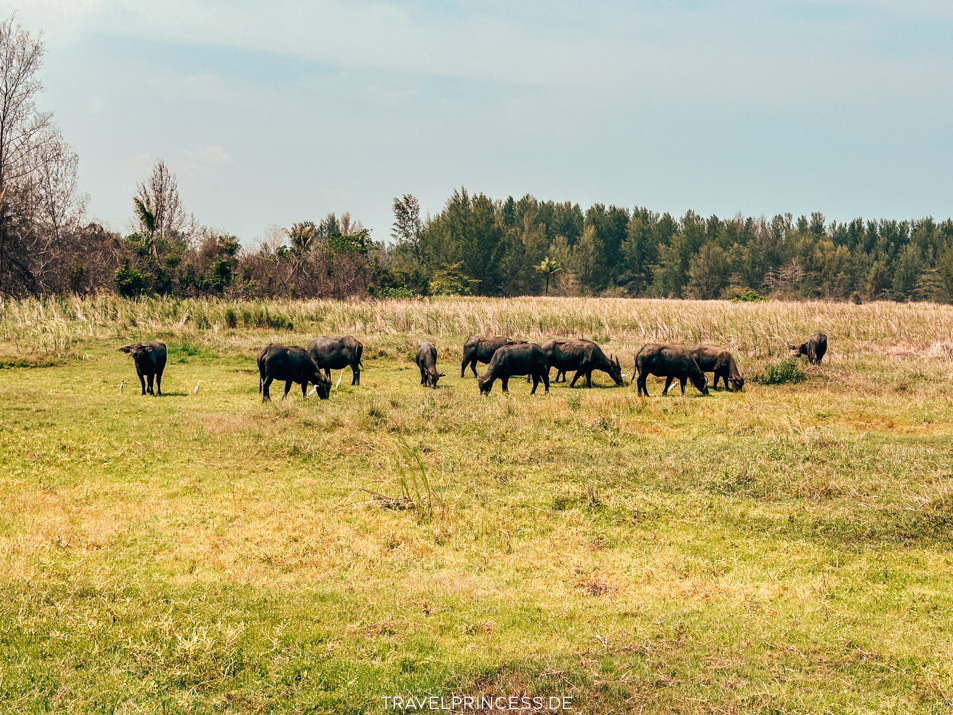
(3, 0), (953, 246)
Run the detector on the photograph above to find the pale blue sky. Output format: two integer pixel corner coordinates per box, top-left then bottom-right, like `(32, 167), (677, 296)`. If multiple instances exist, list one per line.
(5, 0), (953, 244)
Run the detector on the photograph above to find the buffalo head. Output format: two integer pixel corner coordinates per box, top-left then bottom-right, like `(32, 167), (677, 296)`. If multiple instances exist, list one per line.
(607, 354), (624, 386)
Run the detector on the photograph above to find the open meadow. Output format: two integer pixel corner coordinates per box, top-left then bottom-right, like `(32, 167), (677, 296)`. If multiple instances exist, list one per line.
(2, 295), (953, 713)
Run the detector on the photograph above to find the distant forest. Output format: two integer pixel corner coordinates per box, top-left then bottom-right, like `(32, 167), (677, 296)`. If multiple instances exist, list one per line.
(381, 190), (953, 303)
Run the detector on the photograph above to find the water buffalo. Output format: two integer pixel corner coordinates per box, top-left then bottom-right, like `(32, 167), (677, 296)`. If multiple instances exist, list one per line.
(478, 343), (549, 396)
(789, 333), (828, 365)
(540, 338), (624, 387)
(461, 335), (521, 378)
(119, 341), (167, 396)
(634, 343), (709, 397)
(415, 342), (445, 389)
(258, 344), (331, 402)
(689, 344), (745, 391)
(307, 336), (363, 385)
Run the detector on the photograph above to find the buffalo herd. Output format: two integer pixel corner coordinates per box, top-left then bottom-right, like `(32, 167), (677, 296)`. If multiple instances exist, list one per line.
(120, 331), (828, 401)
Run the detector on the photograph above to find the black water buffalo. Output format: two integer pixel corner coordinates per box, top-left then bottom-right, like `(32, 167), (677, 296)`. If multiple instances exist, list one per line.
(634, 343), (709, 397)
(258, 344), (331, 402)
(307, 336), (363, 385)
(789, 333), (828, 365)
(689, 344), (745, 391)
(415, 342), (445, 389)
(540, 338), (624, 387)
(119, 341), (167, 396)
(461, 335), (521, 378)
(478, 343), (549, 396)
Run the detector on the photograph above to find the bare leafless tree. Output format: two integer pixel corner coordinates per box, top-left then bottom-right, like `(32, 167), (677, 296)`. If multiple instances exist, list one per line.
(133, 160), (195, 246)
(0, 16), (88, 295)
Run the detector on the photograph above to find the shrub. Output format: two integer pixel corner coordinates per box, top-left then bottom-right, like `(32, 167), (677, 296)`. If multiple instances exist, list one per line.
(376, 287), (417, 299)
(114, 259), (149, 298)
(756, 358), (806, 385)
(727, 286), (765, 303)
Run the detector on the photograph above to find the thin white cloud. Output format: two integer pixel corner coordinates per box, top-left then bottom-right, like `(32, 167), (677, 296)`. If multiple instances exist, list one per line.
(130, 153), (154, 171)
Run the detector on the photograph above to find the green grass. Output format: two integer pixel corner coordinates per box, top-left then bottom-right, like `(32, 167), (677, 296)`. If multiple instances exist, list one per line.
(2, 296), (953, 712)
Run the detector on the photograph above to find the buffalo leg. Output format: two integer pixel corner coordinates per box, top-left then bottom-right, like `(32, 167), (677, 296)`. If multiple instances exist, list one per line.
(542, 371), (549, 393)
(529, 374), (539, 395)
(352, 365), (360, 385)
(146, 373), (155, 396)
(569, 370), (583, 387)
(663, 376), (675, 395)
(637, 376), (649, 396)
(301, 381), (308, 397)
(137, 370), (146, 395)
(283, 380), (293, 400)
(501, 377), (510, 393)
(155, 371), (162, 396)
(262, 376), (274, 402)
(679, 378), (687, 395)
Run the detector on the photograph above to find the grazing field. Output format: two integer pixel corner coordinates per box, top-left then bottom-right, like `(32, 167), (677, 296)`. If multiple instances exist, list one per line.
(2, 295), (953, 713)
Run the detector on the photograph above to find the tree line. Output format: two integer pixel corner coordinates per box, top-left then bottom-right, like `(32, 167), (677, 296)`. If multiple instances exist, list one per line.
(385, 190), (953, 302)
(2, 15), (952, 304)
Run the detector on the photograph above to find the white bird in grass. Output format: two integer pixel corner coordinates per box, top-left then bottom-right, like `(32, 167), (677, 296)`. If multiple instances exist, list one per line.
(336, 373), (343, 388)
(193, 380), (201, 394)
(120, 380), (124, 393)
(306, 386), (317, 398)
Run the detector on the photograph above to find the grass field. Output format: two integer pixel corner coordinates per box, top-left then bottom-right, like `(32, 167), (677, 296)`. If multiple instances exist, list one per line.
(2, 295), (953, 713)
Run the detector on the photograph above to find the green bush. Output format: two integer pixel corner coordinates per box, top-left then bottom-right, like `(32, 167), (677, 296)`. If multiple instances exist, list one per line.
(756, 358), (806, 385)
(727, 286), (765, 302)
(114, 259), (149, 298)
(376, 287), (417, 299)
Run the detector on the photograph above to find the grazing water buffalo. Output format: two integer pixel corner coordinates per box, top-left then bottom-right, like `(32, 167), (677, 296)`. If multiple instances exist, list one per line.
(307, 336), (363, 385)
(415, 342), (445, 389)
(119, 341), (167, 396)
(634, 343), (709, 397)
(461, 335), (521, 378)
(789, 332), (828, 365)
(541, 338), (624, 387)
(258, 344), (331, 402)
(478, 343), (549, 396)
(689, 344), (745, 391)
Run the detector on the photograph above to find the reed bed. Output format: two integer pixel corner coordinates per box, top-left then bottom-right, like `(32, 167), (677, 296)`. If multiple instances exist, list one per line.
(3, 294), (953, 359)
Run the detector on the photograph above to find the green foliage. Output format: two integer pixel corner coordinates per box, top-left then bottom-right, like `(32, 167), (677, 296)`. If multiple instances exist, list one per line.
(756, 358), (806, 385)
(428, 262), (478, 296)
(375, 286), (417, 299)
(114, 259), (149, 297)
(727, 287), (765, 302)
(326, 228), (372, 254)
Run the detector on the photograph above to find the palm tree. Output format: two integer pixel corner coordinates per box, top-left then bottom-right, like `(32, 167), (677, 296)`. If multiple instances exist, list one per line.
(285, 221), (317, 284)
(133, 196), (158, 255)
(535, 256), (564, 296)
